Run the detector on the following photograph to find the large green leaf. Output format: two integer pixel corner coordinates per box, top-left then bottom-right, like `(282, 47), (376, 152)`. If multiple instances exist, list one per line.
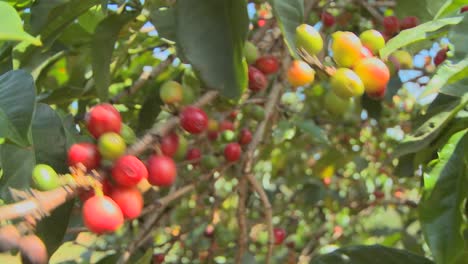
(311, 245), (433, 264)
(435, 0), (468, 19)
(0, 70), (36, 146)
(149, 7), (177, 42)
(420, 58), (468, 98)
(448, 13), (468, 63)
(394, 0), (433, 22)
(91, 12), (137, 100)
(420, 129), (468, 264)
(268, 0), (304, 57)
(394, 94), (468, 157)
(30, 0), (69, 35)
(0, 2), (42, 46)
(175, 0), (249, 99)
(380, 16), (463, 59)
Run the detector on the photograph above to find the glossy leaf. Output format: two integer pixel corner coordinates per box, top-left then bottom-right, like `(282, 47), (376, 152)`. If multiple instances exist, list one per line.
(149, 7), (177, 42)
(0, 2), (42, 46)
(420, 129), (468, 264)
(0, 70), (36, 146)
(175, 0), (249, 99)
(380, 16), (463, 59)
(435, 0), (468, 19)
(311, 245), (434, 264)
(269, 0), (304, 57)
(91, 13), (137, 100)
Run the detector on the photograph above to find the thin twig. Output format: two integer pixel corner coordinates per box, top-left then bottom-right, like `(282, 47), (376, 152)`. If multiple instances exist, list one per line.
(358, 0), (384, 24)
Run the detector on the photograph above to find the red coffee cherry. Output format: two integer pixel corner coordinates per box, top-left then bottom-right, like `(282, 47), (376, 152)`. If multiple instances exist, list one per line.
(273, 228), (287, 245)
(400, 16), (419, 30)
(110, 186), (143, 219)
(321, 11), (335, 27)
(82, 195), (124, 234)
(186, 148), (202, 165)
(460, 6), (468, 13)
(255, 55), (280, 75)
(238, 128), (252, 145)
(207, 131), (219, 141)
(434, 48), (448, 66)
(160, 132), (179, 157)
(153, 254), (165, 264)
(86, 103), (122, 138)
(248, 66), (268, 92)
(224, 143), (241, 162)
(383, 16), (399, 35)
(180, 106), (208, 134)
(111, 155), (148, 187)
(68, 143), (101, 170)
(219, 120), (235, 132)
(147, 155), (177, 186)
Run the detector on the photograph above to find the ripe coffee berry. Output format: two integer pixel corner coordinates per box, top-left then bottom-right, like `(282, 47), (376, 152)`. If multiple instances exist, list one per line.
(434, 48), (448, 66)
(86, 103), (122, 138)
(186, 148), (202, 165)
(383, 16), (399, 35)
(255, 55), (280, 75)
(224, 143), (241, 162)
(248, 66), (268, 92)
(147, 155), (177, 186)
(68, 143), (101, 170)
(461, 6), (468, 13)
(82, 195), (124, 234)
(219, 120), (235, 132)
(110, 186), (143, 219)
(400, 16), (419, 30)
(273, 228), (287, 245)
(153, 254), (165, 264)
(207, 131), (219, 141)
(238, 128), (252, 145)
(180, 106), (208, 134)
(112, 155), (148, 187)
(160, 132), (179, 157)
(321, 11), (335, 27)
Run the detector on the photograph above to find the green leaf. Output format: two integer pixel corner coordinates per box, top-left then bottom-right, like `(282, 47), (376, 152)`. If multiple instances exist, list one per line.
(268, 0), (304, 57)
(30, 0), (69, 35)
(311, 245), (434, 264)
(448, 13), (468, 62)
(394, 95), (468, 157)
(295, 120), (329, 145)
(0, 2), (42, 46)
(394, 0), (433, 22)
(0, 70), (36, 146)
(137, 84), (163, 132)
(149, 7), (176, 42)
(420, 129), (468, 264)
(175, 0), (249, 99)
(435, 0), (468, 19)
(420, 58), (468, 98)
(380, 16), (463, 59)
(91, 12), (137, 100)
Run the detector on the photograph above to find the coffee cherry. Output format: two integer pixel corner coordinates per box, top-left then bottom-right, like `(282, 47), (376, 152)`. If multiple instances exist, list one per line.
(147, 155), (177, 186)
(224, 143), (241, 162)
(228, 110), (239, 120)
(186, 148), (202, 165)
(98, 132), (126, 160)
(160, 132), (179, 157)
(110, 186), (143, 219)
(238, 128), (252, 145)
(153, 253), (165, 264)
(18, 235), (48, 264)
(330, 68), (364, 99)
(400, 16), (419, 30)
(287, 60), (315, 87)
(383, 16), (399, 35)
(390, 50), (413, 69)
(219, 120), (234, 132)
(245, 41), (259, 64)
(354, 58), (390, 99)
(255, 55), (280, 75)
(201, 155), (219, 170)
(86, 103), (122, 138)
(373, 190), (385, 200)
(359, 29), (385, 55)
(82, 195), (124, 234)
(32, 164), (59, 191)
(273, 228), (287, 245)
(295, 24), (323, 56)
(248, 66), (268, 92)
(120, 124), (136, 144)
(112, 155), (148, 187)
(324, 91), (351, 116)
(207, 131), (219, 141)
(434, 48), (448, 66)
(174, 135), (188, 160)
(68, 143), (101, 170)
(462, 6), (468, 13)
(180, 106), (208, 134)
(221, 130), (236, 142)
(160, 81), (183, 104)
(321, 11), (335, 27)
(331, 31), (363, 68)
(0, 225), (20, 252)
